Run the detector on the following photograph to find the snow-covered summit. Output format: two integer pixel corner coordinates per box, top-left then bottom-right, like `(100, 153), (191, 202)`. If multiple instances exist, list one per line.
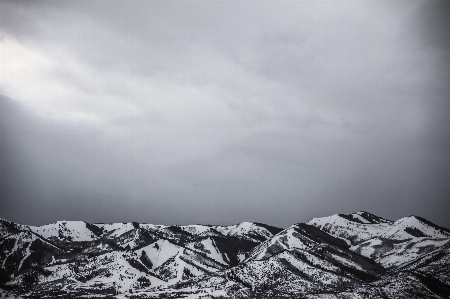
(307, 212), (392, 245)
(29, 220), (99, 241)
(380, 215), (450, 240)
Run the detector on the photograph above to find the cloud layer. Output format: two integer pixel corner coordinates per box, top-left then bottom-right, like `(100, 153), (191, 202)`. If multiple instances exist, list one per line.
(1, 1), (449, 227)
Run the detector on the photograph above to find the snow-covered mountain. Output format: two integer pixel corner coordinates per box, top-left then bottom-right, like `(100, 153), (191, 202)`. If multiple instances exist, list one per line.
(0, 212), (449, 298)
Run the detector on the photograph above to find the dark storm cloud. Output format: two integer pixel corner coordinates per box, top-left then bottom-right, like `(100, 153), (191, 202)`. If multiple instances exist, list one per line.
(0, 95), (214, 225)
(0, 1), (449, 228)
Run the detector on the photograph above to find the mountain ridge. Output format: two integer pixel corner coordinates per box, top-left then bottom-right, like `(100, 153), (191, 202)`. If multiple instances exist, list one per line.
(1, 211), (449, 298)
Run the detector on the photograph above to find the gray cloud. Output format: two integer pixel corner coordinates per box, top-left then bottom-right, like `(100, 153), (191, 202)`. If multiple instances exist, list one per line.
(0, 0), (449, 228)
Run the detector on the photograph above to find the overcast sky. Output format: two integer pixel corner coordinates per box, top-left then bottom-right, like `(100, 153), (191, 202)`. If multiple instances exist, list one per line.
(1, 0), (449, 228)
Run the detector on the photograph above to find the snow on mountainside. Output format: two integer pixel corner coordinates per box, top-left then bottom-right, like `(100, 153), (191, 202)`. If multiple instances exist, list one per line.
(1, 212), (449, 299)
(307, 211), (393, 245)
(220, 222), (385, 296)
(380, 215), (450, 240)
(246, 223), (350, 261)
(349, 216), (450, 268)
(0, 218), (27, 238)
(29, 221), (99, 242)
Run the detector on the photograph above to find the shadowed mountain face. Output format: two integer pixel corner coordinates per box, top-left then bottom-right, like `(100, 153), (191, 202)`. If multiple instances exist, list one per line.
(0, 212), (449, 298)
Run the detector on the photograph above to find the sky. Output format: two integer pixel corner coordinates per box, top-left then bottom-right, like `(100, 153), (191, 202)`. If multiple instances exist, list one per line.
(1, 0), (449, 228)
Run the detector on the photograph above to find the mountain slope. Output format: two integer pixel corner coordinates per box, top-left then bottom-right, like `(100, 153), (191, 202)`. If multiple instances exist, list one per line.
(307, 211), (393, 245)
(0, 212), (448, 298)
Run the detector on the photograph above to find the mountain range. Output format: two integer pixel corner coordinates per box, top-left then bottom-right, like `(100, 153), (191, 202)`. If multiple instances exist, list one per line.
(1, 211), (449, 298)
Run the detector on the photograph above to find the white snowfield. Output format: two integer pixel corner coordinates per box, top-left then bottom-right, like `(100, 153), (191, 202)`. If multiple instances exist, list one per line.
(138, 239), (180, 269)
(29, 221), (98, 241)
(186, 238), (229, 265)
(174, 222), (275, 241)
(310, 212), (450, 268)
(307, 212), (393, 245)
(246, 225), (310, 261)
(380, 216), (450, 240)
(97, 222), (137, 238)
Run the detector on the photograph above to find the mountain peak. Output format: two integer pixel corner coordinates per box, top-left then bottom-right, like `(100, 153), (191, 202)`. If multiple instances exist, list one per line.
(1, 213), (449, 298)
(379, 215), (450, 240)
(337, 211), (392, 224)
